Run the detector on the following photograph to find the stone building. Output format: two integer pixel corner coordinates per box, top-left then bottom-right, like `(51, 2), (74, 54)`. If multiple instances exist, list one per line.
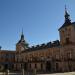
(0, 7), (75, 73)
(15, 7), (75, 73)
(0, 50), (15, 71)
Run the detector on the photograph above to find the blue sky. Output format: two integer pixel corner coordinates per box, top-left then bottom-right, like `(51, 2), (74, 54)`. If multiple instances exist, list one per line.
(0, 0), (75, 50)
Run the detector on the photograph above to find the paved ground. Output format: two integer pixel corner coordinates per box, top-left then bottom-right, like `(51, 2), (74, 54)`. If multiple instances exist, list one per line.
(0, 72), (75, 75)
(37, 72), (75, 75)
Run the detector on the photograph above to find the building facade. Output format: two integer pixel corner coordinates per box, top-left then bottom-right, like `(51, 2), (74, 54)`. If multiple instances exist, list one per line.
(0, 7), (75, 73)
(0, 50), (15, 71)
(15, 8), (75, 73)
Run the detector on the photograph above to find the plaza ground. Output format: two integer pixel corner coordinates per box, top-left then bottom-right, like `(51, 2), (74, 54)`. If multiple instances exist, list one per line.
(0, 72), (75, 75)
(37, 72), (75, 75)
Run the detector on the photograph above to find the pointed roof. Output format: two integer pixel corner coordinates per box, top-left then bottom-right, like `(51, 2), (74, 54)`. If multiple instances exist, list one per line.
(18, 29), (25, 44)
(17, 29), (29, 49)
(59, 6), (72, 30)
(21, 28), (24, 41)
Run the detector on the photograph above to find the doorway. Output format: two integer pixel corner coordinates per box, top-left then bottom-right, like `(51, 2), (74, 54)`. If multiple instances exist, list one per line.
(46, 61), (51, 72)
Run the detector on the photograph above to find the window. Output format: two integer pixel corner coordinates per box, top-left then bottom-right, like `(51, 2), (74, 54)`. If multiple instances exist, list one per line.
(29, 64), (31, 69)
(35, 64), (37, 69)
(21, 64), (23, 68)
(41, 63), (43, 70)
(68, 28), (71, 31)
(56, 63), (59, 71)
(62, 30), (64, 34)
(65, 28), (67, 31)
(67, 33), (70, 36)
(56, 54), (59, 60)
(16, 57), (18, 62)
(67, 52), (72, 59)
(66, 37), (70, 44)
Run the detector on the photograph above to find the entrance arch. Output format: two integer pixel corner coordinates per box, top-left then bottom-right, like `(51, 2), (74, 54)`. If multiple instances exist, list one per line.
(46, 61), (51, 72)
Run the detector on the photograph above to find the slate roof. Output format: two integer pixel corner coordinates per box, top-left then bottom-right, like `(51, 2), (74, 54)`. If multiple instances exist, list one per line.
(58, 22), (75, 30)
(22, 40), (60, 53)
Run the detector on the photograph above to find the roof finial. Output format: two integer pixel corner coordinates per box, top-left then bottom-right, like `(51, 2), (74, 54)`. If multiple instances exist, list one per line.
(65, 5), (67, 12)
(21, 28), (24, 41)
(64, 5), (71, 24)
(65, 5), (69, 16)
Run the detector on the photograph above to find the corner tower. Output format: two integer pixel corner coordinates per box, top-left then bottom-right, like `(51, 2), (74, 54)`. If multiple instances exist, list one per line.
(16, 30), (29, 53)
(59, 6), (75, 45)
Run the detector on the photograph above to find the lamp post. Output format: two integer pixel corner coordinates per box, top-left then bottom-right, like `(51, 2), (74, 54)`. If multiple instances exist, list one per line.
(22, 68), (24, 75)
(7, 69), (9, 75)
(22, 63), (25, 75)
(33, 68), (36, 75)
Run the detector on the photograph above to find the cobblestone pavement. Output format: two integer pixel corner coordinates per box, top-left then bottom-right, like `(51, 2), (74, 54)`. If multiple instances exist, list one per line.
(37, 72), (75, 75)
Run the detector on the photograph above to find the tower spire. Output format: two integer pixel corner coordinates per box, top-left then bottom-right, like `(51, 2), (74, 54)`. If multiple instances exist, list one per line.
(22, 28), (23, 35)
(64, 5), (71, 24)
(58, 5), (72, 30)
(21, 28), (24, 41)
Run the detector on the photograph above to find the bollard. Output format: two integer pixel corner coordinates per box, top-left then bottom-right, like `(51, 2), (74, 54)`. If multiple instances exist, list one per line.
(22, 69), (24, 75)
(33, 69), (36, 75)
(7, 69), (9, 75)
